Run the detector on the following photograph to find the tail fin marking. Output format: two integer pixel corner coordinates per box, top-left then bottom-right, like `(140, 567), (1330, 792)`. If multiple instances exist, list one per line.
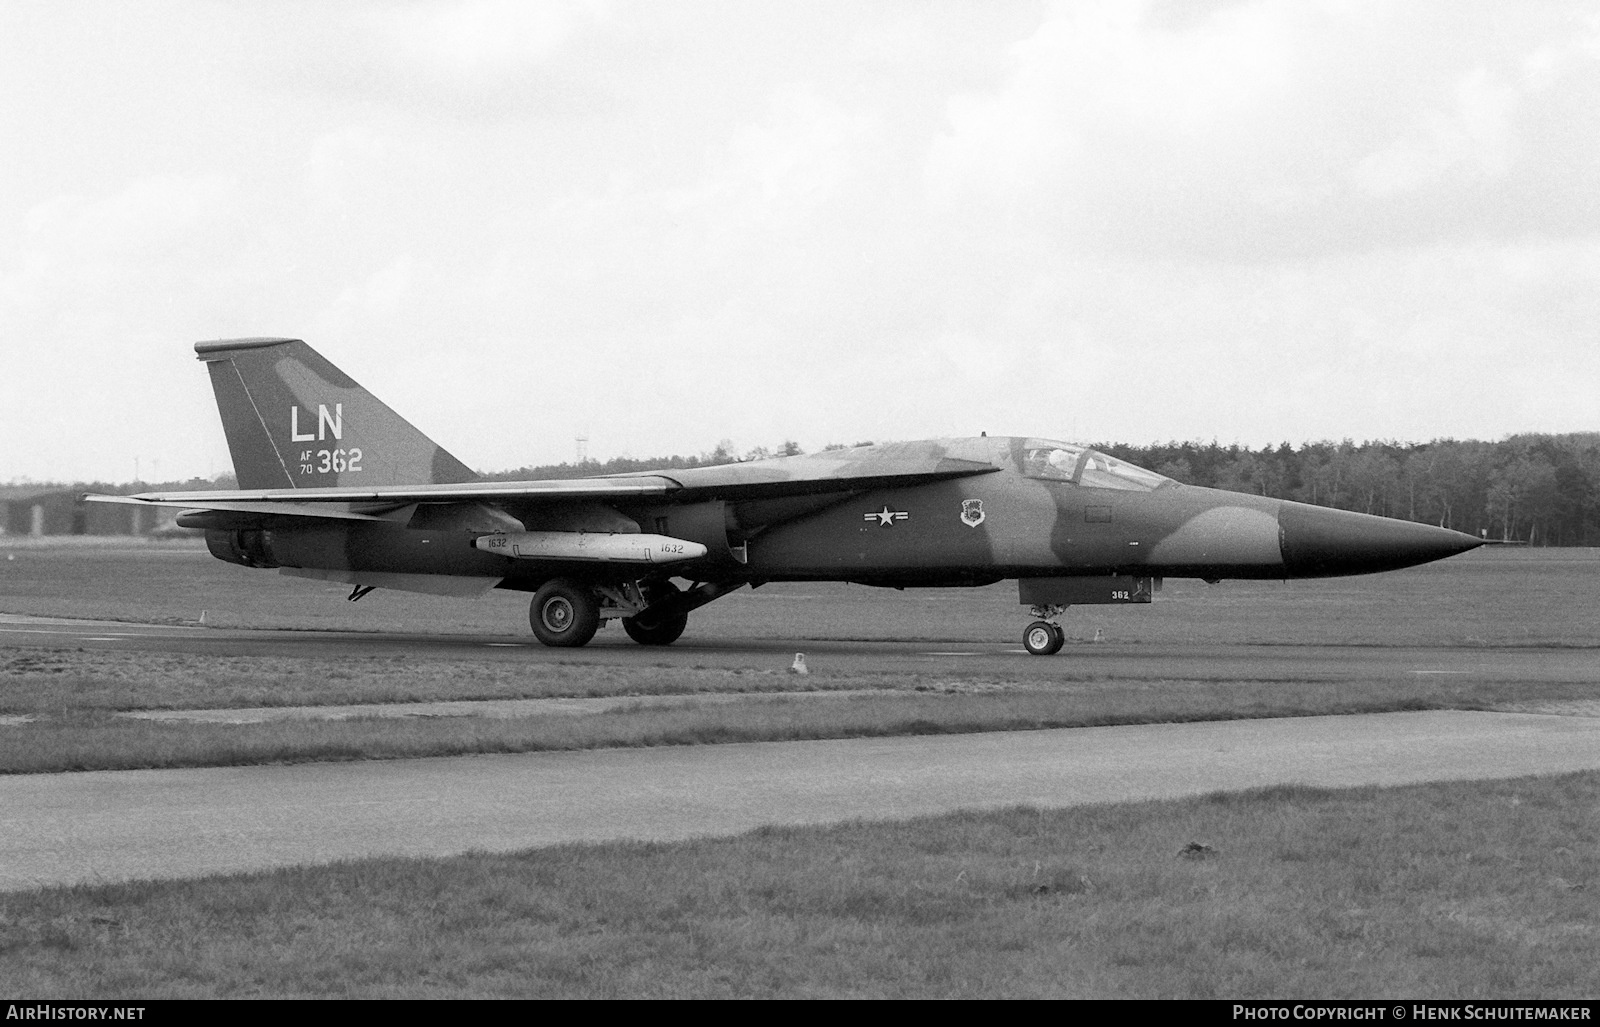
(196, 338), (478, 491)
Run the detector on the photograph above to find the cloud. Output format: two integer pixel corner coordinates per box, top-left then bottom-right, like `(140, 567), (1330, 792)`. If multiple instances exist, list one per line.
(300, 126), (393, 211)
(1349, 66), (1518, 197)
(0, 174), (247, 481)
(926, 0), (1600, 259)
(311, 257), (417, 341)
(3, 174), (237, 327)
(926, 0), (1297, 212)
(692, 83), (868, 233)
(25, 175), (235, 260)
(375, 0), (607, 81)
(244, 0), (617, 119)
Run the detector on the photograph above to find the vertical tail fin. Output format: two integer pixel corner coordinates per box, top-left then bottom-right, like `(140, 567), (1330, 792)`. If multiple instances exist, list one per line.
(195, 338), (478, 490)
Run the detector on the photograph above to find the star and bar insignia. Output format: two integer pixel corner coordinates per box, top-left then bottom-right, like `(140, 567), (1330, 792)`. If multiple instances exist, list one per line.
(865, 506), (910, 527)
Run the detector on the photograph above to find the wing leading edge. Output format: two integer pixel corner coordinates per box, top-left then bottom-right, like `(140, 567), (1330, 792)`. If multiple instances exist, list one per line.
(84, 460), (998, 526)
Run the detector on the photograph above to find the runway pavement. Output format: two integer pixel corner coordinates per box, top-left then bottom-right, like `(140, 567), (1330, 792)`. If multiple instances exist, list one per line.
(5, 709), (1600, 892)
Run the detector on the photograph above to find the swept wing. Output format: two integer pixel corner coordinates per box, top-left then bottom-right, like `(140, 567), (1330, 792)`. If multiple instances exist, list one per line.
(86, 454), (999, 524)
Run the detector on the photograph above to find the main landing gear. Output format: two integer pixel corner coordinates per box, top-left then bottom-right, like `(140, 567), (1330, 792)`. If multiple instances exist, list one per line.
(620, 581), (688, 647)
(1023, 620), (1065, 656)
(529, 579), (601, 647)
(527, 576), (742, 648)
(1022, 604), (1066, 656)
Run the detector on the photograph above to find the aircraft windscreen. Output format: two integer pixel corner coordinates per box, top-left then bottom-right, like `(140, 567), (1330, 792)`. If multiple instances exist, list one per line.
(1020, 441), (1172, 492)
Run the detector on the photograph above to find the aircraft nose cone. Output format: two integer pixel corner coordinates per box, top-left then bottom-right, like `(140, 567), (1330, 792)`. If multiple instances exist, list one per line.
(1278, 502), (1484, 577)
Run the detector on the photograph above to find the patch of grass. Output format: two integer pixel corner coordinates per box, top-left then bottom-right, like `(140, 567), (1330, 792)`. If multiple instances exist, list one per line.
(0, 648), (838, 715)
(3, 772), (1596, 998)
(4, 675), (1598, 775)
(2, 635), (1596, 774)
(9, 641), (1587, 718)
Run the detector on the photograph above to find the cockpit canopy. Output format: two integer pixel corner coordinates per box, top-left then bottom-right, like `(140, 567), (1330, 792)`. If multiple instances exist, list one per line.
(1019, 440), (1173, 492)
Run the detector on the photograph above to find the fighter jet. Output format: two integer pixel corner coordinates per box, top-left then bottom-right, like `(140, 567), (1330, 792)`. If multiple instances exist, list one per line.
(85, 338), (1484, 655)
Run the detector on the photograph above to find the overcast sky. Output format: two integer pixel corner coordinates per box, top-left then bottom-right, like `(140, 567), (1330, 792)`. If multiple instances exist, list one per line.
(2, 0), (1598, 483)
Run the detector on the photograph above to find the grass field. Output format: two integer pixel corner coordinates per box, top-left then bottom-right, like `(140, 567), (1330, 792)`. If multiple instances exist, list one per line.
(3, 773), (1597, 998)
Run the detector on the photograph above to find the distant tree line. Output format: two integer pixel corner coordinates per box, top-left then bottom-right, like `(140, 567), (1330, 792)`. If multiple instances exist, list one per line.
(1097, 433), (1600, 545)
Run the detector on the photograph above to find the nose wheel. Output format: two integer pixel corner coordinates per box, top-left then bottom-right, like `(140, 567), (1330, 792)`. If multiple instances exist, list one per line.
(1023, 620), (1065, 656)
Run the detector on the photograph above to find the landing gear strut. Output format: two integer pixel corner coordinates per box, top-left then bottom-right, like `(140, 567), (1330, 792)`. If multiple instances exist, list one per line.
(622, 581), (688, 646)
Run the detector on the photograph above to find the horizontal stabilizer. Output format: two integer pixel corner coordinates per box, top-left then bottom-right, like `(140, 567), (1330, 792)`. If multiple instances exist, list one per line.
(81, 493), (411, 523)
(101, 477), (680, 506)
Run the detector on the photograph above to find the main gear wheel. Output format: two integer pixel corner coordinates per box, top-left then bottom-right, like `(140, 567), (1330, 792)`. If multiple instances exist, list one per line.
(1023, 620), (1065, 656)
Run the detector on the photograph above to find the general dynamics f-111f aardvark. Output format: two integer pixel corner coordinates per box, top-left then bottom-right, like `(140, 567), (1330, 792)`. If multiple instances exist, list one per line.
(86, 339), (1485, 655)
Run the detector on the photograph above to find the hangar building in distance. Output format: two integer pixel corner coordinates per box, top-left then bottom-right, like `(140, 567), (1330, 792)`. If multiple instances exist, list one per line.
(0, 486), (180, 537)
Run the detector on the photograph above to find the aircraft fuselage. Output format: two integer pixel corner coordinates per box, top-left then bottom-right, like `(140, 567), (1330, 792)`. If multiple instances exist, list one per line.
(94, 339), (1484, 654)
(207, 441), (1478, 590)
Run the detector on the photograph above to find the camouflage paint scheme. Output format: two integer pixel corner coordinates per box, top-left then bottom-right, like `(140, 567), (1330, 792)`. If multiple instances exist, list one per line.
(85, 339), (1484, 650)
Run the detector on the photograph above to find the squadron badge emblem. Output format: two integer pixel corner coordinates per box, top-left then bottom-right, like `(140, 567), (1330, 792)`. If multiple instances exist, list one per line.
(960, 499), (985, 528)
